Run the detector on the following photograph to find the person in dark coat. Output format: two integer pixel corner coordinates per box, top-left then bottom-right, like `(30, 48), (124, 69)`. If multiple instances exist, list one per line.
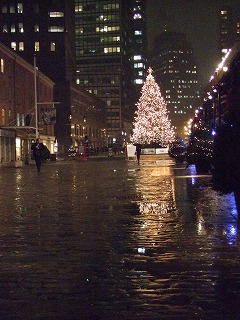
(31, 138), (44, 172)
(135, 144), (142, 165)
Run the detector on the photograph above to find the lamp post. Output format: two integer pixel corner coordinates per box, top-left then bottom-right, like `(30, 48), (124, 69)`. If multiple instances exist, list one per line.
(34, 55), (38, 139)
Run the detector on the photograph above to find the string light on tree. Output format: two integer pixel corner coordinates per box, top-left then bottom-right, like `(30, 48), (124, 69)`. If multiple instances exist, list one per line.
(131, 67), (175, 146)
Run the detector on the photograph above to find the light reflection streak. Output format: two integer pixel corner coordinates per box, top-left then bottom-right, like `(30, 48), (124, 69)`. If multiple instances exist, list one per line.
(133, 165), (177, 256)
(138, 247), (146, 254)
(225, 224), (237, 245)
(132, 163), (240, 259)
(192, 186), (239, 246)
(125, 161), (240, 309)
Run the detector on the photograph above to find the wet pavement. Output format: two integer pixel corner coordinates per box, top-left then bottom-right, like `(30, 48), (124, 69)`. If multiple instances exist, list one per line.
(0, 157), (239, 319)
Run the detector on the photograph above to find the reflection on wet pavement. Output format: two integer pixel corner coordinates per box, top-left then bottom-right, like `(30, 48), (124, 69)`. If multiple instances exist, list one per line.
(0, 160), (239, 319)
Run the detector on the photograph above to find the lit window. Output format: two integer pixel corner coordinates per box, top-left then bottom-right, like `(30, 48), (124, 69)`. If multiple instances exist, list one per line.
(111, 26), (119, 31)
(75, 5), (83, 12)
(104, 47), (120, 53)
(3, 25), (7, 33)
(134, 79), (143, 84)
(19, 22), (24, 33)
(48, 26), (64, 32)
(76, 27), (83, 34)
(49, 12), (64, 17)
(11, 24), (16, 33)
(134, 13), (142, 19)
(96, 26), (120, 33)
(99, 15), (107, 21)
(103, 3), (119, 10)
(135, 30), (142, 35)
(19, 42), (24, 51)
(103, 26), (108, 32)
(17, 3), (23, 13)
(11, 42), (17, 50)
(50, 42), (56, 51)
(17, 113), (20, 126)
(2, 109), (5, 125)
(10, 5), (15, 13)
(1, 59), (4, 73)
(134, 55), (142, 60)
(134, 63), (143, 68)
(35, 42), (40, 51)
(35, 24), (39, 32)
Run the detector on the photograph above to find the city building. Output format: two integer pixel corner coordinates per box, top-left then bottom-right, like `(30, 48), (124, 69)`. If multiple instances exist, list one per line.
(0, 41), (55, 166)
(0, 1), (76, 84)
(0, 0), (107, 155)
(219, 4), (240, 58)
(55, 82), (107, 155)
(74, 0), (147, 149)
(149, 31), (200, 136)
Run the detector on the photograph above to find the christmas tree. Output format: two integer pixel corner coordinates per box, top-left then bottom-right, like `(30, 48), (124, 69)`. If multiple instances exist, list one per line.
(131, 67), (175, 146)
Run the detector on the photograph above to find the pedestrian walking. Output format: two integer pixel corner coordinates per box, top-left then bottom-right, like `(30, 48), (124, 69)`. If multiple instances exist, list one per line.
(135, 144), (142, 165)
(31, 138), (44, 172)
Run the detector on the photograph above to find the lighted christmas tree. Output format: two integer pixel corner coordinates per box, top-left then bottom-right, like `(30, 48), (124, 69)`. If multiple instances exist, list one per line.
(131, 67), (175, 146)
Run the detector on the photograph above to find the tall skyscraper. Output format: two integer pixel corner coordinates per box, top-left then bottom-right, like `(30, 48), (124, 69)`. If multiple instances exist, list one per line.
(219, 5), (240, 57)
(149, 31), (200, 136)
(74, 0), (147, 147)
(0, 0), (77, 152)
(0, 1), (76, 84)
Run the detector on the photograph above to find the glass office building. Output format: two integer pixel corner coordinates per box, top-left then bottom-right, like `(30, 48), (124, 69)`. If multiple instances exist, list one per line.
(220, 5), (240, 58)
(75, 0), (147, 147)
(150, 31), (200, 135)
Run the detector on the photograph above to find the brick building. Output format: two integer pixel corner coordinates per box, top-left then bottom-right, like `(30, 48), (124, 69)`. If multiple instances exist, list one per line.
(0, 42), (55, 166)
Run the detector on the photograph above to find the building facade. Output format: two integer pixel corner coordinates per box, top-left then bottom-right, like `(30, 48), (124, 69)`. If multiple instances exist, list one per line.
(0, 0), (76, 84)
(0, 0), (107, 154)
(54, 82), (107, 155)
(75, 0), (147, 148)
(149, 31), (200, 136)
(219, 5), (240, 58)
(0, 41), (55, 166)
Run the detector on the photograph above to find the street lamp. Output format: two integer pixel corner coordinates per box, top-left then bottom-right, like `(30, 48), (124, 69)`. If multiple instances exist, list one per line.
(34, 55), (38, 138)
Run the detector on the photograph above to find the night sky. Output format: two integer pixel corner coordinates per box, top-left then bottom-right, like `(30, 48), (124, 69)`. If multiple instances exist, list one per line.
(147, 0), (240, 86)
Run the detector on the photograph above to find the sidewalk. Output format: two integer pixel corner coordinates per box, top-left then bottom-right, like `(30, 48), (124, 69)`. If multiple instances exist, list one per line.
(0, 159), (239, 319)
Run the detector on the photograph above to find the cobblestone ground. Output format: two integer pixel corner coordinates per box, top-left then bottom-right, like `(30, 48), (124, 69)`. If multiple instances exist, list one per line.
(0, 158), (239, 320)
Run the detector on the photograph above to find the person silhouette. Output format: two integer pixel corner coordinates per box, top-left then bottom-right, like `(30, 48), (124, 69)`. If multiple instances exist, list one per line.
(31, 138), (44, 172)
(135, 144), (142, 165)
